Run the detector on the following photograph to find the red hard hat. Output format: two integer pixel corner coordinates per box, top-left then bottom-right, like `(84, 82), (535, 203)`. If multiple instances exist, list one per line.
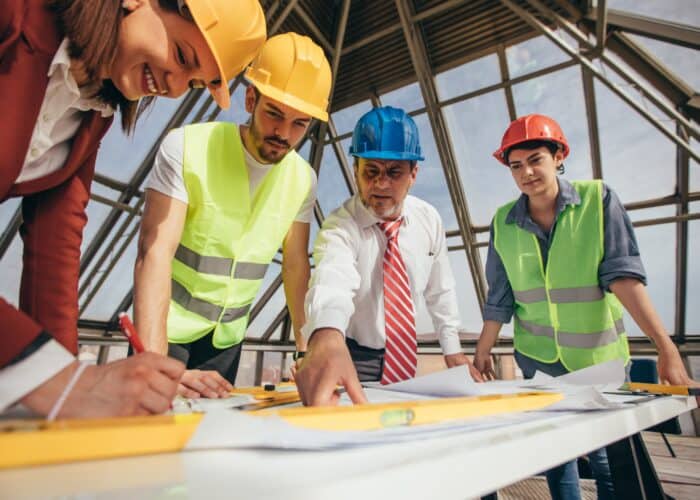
(493, 114), (570, 166)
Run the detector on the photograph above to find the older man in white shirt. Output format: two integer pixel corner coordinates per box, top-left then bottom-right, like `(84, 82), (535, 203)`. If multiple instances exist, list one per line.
(296, 107), (481, 406)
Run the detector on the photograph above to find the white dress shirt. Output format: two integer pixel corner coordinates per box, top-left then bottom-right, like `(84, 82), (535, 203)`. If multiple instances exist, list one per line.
(146, 127), (317, 223)
(2, 38), (112, 412)
(16, 38), (113, 183)
(303, 194), (462, 355)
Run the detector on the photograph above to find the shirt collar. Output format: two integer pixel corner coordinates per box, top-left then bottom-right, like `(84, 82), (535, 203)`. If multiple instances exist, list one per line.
(505, 177), (581, 227)
(48, 38), (114, 118)
(351, 194), (411, 230)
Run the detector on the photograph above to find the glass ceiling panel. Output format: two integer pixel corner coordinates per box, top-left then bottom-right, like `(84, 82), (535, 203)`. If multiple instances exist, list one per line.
(0, 197), (19, 230)
(410, 113), (458, 230)
(214, 84), (250, 126)
(95, 93), (187, 182)
(512, 66), (593, 181)
(628, 35), (700, 90)
(246, 287), (286, 339)
(687, 203), (699, 335)
(505, 34), (570, 80)
(331, 100), (372, 136)
(608, 0), (700, 27)
(625, 216), (676, 336)
(0, 238), (22, 306)
(80, 183), (133, 253)
(594, 80), (676, 203)
(443, 89), (518, 226)
(79, 220), (139, 320)
(435, 53), (501, 102)
(381, 82), (425, 113)
(316, 144), (353, 216)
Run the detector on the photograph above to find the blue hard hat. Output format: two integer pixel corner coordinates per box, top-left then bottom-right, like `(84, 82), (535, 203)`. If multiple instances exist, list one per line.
(349, 106), (424, 161)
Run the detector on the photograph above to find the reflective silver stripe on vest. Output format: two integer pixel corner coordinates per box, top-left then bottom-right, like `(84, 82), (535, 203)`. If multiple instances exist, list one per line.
(175, 244), (232, 276)
(233, 262), (268, 280)
(518, 317), (625, 348)
(175, 244), (268, 280)
(518, 318), (555, 338)
(171, 280), (251, 323)
(549, 286), (604, 304)
(513, 288), (547, 303)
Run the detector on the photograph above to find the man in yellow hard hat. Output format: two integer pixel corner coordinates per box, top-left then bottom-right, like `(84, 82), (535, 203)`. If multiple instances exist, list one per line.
(133, 33), (332, 398)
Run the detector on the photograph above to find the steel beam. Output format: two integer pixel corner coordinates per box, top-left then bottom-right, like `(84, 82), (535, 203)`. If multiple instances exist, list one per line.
(497, 45), (517, 121)
(0, 207), (21, 261)
(585, 8), (700, 50)
(504, 0), (699, 161)
(395, 0), (487, 307)
(293, 2), (334, 54)
(327, 117), (357, 194)
(527, 0), (699, 137)
(580, 61), (604, 179)
(309, 0), (351, 175)
(594, 0), (608, 54)
(675, 122), (690, 343)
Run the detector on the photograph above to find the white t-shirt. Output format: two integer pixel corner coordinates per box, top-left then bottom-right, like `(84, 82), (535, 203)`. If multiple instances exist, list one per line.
(146, 127), (317, 223)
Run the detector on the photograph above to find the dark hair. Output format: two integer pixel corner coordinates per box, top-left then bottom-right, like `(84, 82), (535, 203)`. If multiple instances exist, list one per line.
(50, 0), (183, 133)
(505, 139), (565, 174)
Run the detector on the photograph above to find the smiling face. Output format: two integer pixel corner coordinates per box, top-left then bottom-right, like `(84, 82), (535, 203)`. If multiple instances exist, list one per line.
(355, 158), (418, 220)
(108, 1), (220, 101)
(507, 145), (563, 198)
(243, 86), (313, 163)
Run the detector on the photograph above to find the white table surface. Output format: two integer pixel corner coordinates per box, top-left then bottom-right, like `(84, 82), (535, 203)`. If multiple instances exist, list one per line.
(1, 396), (696, 500)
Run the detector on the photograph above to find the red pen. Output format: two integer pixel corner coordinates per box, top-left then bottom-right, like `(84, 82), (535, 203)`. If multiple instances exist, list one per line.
(118, 312), (145, 353)
(119, 312), (174, 410)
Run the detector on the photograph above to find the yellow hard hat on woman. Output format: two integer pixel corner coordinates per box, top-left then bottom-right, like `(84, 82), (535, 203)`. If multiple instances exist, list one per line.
(184, 0), (267, 109)
(245, 32), (332, 121)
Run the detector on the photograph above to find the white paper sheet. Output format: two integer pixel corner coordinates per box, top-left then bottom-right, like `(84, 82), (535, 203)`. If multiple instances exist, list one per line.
(185, 408), (562, 451)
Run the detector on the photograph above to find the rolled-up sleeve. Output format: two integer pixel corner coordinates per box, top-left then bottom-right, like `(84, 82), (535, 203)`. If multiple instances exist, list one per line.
(599, 184), (647, 290)
(423, 217), (461, 356)
(483, 224), (515, 324)
(301, 213), (361, 341)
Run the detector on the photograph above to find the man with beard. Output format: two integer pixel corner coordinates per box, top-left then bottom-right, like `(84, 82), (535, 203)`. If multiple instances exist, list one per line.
(134, 33), (331, 398)
(295, 107), (482, 406)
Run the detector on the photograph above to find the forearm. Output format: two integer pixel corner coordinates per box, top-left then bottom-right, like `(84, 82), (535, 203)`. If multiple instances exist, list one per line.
(609, 278), (674, 350)
(133, 252), (172, 354)
(283, 259), (310, 351)
(476, 320), (503, 353)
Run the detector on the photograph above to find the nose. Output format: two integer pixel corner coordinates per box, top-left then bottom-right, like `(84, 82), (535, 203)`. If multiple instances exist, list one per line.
(274, 120), (292, 141)
(373, 171), (391, 188)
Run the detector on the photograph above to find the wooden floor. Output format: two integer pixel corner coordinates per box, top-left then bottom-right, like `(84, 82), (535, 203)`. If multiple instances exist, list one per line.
(497, 432), (700, 500)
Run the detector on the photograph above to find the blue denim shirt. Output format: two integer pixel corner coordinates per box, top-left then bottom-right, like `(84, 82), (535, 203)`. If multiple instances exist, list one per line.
(483, 178), (646, 324)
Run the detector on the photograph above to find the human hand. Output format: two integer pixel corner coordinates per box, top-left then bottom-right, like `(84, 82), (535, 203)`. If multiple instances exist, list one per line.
(22, 353), (184, 418)
(444, 352), (484, 382)
(177, 369), (233, 398)
(295, 329), (367, 406)
(657, 343), (692, 386)
(473, 348), (497, 381)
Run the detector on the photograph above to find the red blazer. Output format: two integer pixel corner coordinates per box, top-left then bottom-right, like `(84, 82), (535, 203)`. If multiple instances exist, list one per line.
(1, 0), (113, 367)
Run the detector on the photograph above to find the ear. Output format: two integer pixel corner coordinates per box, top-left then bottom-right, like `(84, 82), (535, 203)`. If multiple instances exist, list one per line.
(408, 164), (418, 188)
(554, 148), (565, 166)
(121, 0), (144, 13)
(244, 86), (257, 114)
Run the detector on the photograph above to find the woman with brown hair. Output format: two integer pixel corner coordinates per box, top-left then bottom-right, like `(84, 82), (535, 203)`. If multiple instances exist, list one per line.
(0, 0), (266, 419)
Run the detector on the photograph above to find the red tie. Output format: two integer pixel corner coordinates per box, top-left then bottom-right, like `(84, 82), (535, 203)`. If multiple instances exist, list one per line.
(379, 218), (417, 384)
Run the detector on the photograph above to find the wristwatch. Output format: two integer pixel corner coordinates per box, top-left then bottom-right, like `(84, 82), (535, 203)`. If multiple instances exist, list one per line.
(292, 351), (306, 361)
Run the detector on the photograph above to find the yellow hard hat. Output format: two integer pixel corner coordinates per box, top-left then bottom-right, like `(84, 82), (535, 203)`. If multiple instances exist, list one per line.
(185, 0), (267, 110)
(244, 33), (332, 121)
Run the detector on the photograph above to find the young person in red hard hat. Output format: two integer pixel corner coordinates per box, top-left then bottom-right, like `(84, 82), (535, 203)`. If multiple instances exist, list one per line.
(474, 114), (694, 500)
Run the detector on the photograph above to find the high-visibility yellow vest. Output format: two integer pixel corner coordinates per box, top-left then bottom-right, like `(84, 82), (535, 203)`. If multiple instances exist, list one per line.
(493, 180), (630, 371)
(167, 122), (311, 348)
